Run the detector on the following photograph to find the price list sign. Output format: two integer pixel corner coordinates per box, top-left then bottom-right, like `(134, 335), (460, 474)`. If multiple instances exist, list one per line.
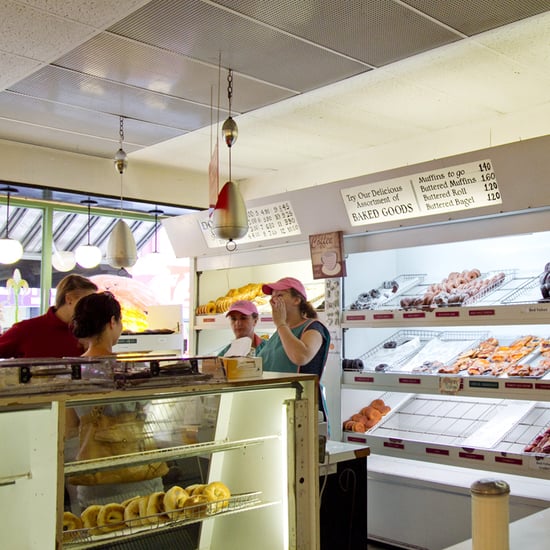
(199, 200), (301, 248)
(341, 159), (502, 227)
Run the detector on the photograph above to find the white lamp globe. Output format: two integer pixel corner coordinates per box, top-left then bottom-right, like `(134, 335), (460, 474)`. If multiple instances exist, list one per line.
(52, 250), (76, 272)
(75, 245), (102, 269)
(0, 238), (23, 264)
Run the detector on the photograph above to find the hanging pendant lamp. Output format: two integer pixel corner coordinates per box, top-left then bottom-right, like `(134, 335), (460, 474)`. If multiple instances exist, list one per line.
(107, 116), (137, 268)
(75, 199), (102, 268)
(0, 186), (23, 265)
(212, 69), (248, 244)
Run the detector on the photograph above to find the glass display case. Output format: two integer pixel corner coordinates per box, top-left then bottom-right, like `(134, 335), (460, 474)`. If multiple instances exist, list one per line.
(0, 357), (319, 550)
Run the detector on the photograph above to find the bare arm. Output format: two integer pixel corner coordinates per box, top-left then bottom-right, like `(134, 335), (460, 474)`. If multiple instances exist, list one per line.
(277, 324), (322, 367)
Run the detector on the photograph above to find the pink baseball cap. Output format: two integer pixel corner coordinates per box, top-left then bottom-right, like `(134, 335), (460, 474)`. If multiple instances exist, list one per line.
(226, 300), (259, 317)
(262, 277), (307, 299)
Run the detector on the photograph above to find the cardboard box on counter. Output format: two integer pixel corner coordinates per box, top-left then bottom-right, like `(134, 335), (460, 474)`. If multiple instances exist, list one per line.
(222, 356), (263, 380)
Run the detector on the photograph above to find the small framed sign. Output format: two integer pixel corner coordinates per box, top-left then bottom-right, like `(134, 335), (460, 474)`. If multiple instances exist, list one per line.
(309, 231), (346, 279)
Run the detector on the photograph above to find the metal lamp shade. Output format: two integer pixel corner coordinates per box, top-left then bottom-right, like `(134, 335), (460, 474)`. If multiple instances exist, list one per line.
(212, 181), (248, 241)
(106, 219), (137, 268)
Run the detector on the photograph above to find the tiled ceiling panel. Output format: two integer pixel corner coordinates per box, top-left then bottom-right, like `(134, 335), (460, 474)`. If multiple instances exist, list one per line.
(402, 0), (550, 36)
(0, 0), (548, 201)
(9, 66), (213, 132)
(214, 0), (463, 66)
(108, 0), (369, 92)
(54, 32), (295, 114)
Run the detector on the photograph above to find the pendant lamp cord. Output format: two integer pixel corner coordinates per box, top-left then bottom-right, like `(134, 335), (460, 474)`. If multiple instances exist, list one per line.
(5, 190), (11, 238)
(86, 200), (92, 246)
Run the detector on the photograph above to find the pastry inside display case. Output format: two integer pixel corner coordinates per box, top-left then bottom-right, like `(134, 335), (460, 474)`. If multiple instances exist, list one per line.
(63, 392), (260, 546)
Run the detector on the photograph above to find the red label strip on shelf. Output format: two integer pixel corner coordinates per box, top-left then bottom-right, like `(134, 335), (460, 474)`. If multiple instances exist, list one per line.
(505, 381), (534, 389)
(348, 436), (367, 444)
(373, 313), (394, 320)
(403, 312), (426, 319)
(426, 447), (450, 456)
(435, 310), (460, 317)
(346, 314), (366, 321)
(399, 377), (421, 385)
(534, 383), (550, 390)
(495, 455), (523, 466)
(468, 309), (495, 317)
(384, 440), (405, 450)
(354, 376), (374, 383)
(458, 450), (485, 461)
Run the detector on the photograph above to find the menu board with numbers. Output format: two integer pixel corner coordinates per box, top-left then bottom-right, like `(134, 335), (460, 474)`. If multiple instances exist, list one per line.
(199, 200), (302, 248)
(341, 159), (502, 227)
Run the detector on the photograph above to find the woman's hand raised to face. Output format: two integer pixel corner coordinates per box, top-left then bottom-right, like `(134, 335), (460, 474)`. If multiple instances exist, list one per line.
(270, 295), (288, 328)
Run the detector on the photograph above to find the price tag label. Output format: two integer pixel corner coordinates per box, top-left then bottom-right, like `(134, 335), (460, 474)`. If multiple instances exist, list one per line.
(199, 200), (301, 248)
(341, 159), (502, 226)
(439, 376), (462, 395)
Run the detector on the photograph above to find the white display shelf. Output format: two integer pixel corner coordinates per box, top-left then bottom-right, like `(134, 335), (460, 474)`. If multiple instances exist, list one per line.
(342, 394), (550, 479)
(194, 313), (276, 330)
(342, 371), (550, 401)
(342, 301), (550, 328)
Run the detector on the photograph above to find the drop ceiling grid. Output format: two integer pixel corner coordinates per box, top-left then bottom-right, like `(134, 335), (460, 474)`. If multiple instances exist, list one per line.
(54, 33), (295, 115)
(108, 0), (369, 92)
(403, 0), (550, 36)
(216, 0), (463, 66)
(9, 66), (215, 133)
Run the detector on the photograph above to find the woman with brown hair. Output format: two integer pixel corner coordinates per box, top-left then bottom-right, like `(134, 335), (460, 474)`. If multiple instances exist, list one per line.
(0, 274), (97, 358)
(258, 277), (330, 418)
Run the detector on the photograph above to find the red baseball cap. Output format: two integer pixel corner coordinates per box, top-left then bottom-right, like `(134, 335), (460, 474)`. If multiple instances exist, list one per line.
(262, 277), (307, 299)
(226, 300), (259, 317)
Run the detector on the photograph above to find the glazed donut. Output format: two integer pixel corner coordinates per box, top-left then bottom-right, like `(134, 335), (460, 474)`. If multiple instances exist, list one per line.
(97, 503), (125, 533)
(63, 511), (83, 538)
(146, 491), (169, 524)
(185, 483), (207, 496)
(204, 481), (231, 513)
(123, 497), (142, 526)
(132, 496), (150, 527)
(181, 494), (209, 519)
(352, 421), (366, 432)
(81, 505), (102, 531)
(343, 420), (356, 431)
(164, 485), (190, 519)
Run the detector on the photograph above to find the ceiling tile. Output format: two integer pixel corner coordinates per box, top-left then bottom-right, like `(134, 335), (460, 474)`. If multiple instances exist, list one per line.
(402, 0), (550, 36)
(0, 0), (96, 60)
(55, 32), (295, 114)
(215, 0), (462, 66)
(0, 52), (43, 89)
(108, 0), (369, 92)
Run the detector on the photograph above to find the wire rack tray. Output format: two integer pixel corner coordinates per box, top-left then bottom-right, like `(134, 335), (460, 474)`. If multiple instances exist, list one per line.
(345, 330), (442, 372)
(347, 273), (427, 310)
(501, 273), (548, 305)
(63, 491), (262, 547)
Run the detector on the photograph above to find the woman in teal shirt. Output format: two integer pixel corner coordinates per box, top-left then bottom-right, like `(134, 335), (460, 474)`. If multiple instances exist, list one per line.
(258, 277), (330, 416)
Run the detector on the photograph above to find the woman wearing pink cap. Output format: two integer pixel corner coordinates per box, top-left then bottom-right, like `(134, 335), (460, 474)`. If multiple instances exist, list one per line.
(218, 300), (266, 356)
(258, 277), (330, 417)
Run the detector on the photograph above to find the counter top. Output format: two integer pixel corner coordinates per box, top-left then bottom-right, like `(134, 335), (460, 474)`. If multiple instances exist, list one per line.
(444, 506), (550, 549)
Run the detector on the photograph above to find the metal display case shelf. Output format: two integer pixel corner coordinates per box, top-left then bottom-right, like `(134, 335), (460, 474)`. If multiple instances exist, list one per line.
(64, 492), (266, 549)
(342, 301), (550, 327)
(343, 393), (550, 479)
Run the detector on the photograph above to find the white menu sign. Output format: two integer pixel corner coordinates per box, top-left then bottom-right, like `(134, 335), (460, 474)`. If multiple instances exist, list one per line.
(199, 200), (301, 248)
(341, 159), (502, 226)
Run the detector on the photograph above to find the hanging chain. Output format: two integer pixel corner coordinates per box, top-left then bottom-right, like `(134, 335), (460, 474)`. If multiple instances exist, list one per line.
(227, 70), (233, 116)
(119, 116), (125, 147)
